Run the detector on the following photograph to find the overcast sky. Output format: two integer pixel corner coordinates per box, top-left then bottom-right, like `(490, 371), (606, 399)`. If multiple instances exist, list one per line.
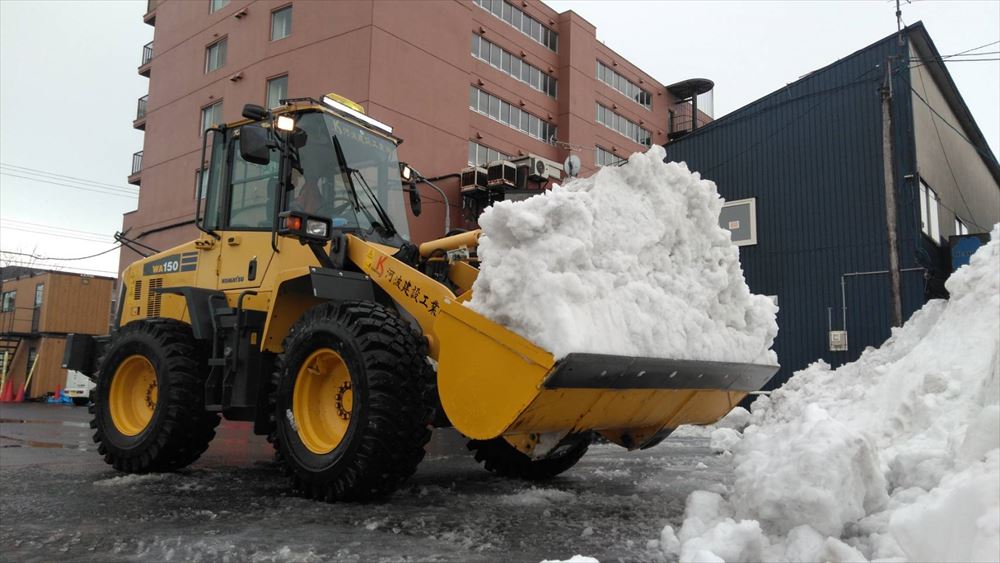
(1, 0), (997, 277)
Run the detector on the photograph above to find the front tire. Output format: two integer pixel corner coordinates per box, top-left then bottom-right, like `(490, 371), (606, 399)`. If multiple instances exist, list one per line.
(91, 320), (220, 473)
(272, 301), (434, 502)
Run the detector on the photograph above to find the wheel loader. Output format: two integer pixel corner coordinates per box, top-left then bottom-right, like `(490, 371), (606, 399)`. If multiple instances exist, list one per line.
(63, 94), (778, 501)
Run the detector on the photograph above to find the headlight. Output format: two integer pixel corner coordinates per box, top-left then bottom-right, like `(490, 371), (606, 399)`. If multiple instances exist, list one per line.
(276, 115), (296, 131)
(305, 219), (328, 238)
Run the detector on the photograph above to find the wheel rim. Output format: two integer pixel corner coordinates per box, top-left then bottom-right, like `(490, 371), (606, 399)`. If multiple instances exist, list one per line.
(109, 355), (158, 436)
(293, 348), (353, 455)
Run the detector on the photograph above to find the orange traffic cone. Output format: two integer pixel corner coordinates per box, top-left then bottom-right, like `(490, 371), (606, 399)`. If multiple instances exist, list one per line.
(14, 384), (25, 402)
(0, 379), (12, 402)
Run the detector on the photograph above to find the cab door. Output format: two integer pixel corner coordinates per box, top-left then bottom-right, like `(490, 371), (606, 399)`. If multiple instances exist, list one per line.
(217, 135), (280, 291)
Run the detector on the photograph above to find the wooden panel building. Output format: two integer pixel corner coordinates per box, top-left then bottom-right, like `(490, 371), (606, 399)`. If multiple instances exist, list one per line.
(0, 270), (115, 398)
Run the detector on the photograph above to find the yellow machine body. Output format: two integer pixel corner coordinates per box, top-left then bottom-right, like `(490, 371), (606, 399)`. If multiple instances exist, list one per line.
(114, 99), (776, 452)
(119, 227), (773, 449)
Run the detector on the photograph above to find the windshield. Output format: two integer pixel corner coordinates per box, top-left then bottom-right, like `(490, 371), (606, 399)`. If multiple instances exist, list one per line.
(285, 112), (410, 240)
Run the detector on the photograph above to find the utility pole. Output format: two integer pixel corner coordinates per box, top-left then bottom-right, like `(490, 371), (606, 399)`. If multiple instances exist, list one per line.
(881, 57), (904, 327)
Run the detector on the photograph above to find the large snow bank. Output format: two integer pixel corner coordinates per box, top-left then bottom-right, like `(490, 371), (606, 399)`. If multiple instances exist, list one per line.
(658, 226), (1000, 562)
(467, 146), (777, 364)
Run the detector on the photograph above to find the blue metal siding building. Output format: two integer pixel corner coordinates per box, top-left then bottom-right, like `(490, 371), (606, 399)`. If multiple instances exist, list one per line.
(666, 24), (1000, 389)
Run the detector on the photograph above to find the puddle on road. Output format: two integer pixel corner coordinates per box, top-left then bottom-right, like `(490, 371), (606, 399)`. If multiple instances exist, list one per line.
(0, 434), (93, 451)
(0, 418), (90, 428)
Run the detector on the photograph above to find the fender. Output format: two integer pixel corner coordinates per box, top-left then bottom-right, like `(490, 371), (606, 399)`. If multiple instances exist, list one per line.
(260, 267), (377, 353)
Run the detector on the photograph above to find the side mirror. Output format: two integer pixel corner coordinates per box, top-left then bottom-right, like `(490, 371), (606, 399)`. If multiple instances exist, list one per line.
(239, 125), (271, 166)
(242, 104), (269, 121)
(407, 184), (422, 216)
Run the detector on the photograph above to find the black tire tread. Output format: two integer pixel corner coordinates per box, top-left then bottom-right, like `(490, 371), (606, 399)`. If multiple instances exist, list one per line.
(272, 301), (434, 502)
(91, 319), (220, 473)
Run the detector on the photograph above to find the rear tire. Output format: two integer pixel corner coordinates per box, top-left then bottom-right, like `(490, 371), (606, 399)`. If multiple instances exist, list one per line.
(468, 433), (592, 481)
(91, 320), (220, 473)
(272, 301), (434, 502)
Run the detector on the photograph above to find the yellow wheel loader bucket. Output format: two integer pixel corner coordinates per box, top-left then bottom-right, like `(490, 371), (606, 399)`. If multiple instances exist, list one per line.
(435, 301), (779, 450)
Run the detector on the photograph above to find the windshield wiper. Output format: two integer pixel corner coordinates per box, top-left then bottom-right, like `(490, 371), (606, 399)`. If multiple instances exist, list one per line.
(331, 135), (396, 236)
(331, 135), (363, 213)
(348, 167), (396, 236)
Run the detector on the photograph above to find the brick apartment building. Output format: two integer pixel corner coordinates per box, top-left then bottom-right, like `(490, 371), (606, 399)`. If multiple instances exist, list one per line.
(122, 0), (711, 270)
(0, 270), (115, 398)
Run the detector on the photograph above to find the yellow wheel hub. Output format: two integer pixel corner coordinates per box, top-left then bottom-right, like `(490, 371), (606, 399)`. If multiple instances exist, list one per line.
(293, 348), (353, 455)
(109, 355), (158, 436)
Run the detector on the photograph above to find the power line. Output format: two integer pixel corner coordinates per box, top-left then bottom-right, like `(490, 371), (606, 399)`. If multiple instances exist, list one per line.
(909, 86), (1000, 166)
(0, 225), (111, 244)
(945, 39), (1000, 59)
(0, 245), (123, 262)
(0, 172), (138, 199)
(912, 71), (985, 231)
(0, 218), (114, 240)
(0, 163), (138, 193)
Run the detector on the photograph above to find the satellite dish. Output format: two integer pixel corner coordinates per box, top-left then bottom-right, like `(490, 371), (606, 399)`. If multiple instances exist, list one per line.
(563, 154), (581, 178)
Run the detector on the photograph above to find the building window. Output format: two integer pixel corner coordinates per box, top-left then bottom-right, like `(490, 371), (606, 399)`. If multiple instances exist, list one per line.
(720, 198), (758, 247)
(472, 34), (556, 98)
(595, 146), (625, 167)
(209, 0), (229, 13)
(468, 141), (510, 166)
(265, 75), (288, 109)
(271, 5), (292, 41)
(955, 218), (969, 236)
(205, 37), (227, 73)
(597, 61), (651, 110)
(1, 290), (14, 312)
(201, 101), (224, 134)
(469, 86), (555, 143)
(596, 103), (652, 147)
(918, 180), (941, 244)
(26, 347), (37, 376)
(33, 284), (43, 308)
(472, 0), (557, 52)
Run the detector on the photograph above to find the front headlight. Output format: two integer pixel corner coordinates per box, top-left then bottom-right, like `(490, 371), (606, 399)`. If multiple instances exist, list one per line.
(305, 219), (328, 238)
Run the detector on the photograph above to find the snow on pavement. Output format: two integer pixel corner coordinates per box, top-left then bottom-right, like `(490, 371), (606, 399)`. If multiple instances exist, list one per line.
(467, 146), (777, 364)
(657, 225), (1000, 562)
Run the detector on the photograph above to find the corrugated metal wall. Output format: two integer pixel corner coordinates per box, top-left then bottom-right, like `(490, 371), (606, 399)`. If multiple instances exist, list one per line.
(666, 31), (927, 389)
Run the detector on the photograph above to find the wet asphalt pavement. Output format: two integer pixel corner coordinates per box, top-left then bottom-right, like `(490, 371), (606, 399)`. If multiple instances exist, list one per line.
(0, 402), (727, 563)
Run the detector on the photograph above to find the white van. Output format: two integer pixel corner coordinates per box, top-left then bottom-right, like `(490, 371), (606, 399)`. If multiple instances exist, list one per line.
(64, 370), (95, 406)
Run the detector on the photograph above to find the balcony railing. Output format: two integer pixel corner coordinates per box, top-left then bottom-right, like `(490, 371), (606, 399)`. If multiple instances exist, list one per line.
(668, 114), (712, 141)
(141, 41), (153, 66)
(136, 96), (148, 120)
(131, 151), (143, 175)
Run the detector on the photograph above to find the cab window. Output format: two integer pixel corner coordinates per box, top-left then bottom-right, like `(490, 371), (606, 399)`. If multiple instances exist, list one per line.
(227, 138), (279, 229)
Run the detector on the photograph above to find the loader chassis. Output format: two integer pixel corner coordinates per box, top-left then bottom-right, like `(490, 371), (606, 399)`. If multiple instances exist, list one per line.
(64, 97), (778, 501)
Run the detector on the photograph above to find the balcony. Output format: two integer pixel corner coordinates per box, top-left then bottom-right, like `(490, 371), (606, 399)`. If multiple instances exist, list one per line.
(133, 95), (148, 130)
(144, 0), (163, 26)
(668, 114), (712, 141)
(138, 41), (152, 77)
(128, 151), (143, 186)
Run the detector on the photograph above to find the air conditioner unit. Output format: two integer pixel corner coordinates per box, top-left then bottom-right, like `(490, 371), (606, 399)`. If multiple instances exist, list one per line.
(460, 166), (488, 194)
(510, 154), (563, 182)
(486, 161), (517, 189)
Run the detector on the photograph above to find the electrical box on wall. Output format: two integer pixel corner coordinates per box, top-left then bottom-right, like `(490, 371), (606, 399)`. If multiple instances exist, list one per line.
(829, 330), (848, 352)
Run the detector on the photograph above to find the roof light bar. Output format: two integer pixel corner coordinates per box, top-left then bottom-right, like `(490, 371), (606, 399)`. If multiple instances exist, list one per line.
(322, 96), (393, 135)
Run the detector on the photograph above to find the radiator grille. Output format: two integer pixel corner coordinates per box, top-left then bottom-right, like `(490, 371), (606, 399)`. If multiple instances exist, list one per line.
(133, 280), (142, 301)
(146, 278), (163, 318)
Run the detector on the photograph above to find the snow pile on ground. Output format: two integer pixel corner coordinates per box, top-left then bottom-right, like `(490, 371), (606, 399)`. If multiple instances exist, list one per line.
(468, 146), (777, 363)
(657, 226), (1000, 562)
